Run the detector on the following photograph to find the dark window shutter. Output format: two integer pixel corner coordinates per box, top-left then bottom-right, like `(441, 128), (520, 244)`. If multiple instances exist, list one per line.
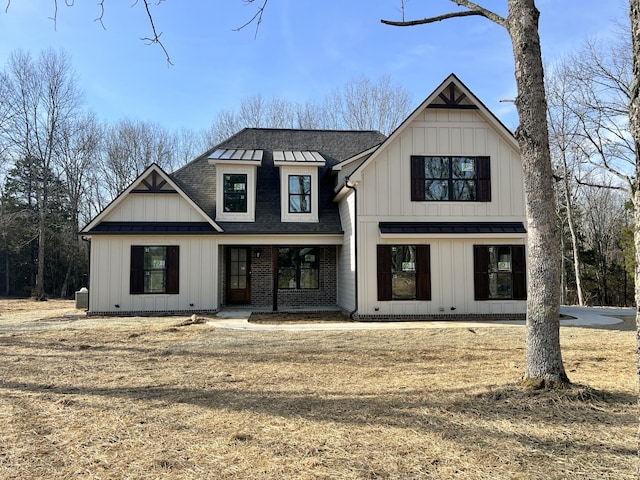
(512, 245), (526, 300)
(473, 245), (489, 300)
(377, 245), (392, 301)
(130, 246), (144, 294)
(416, 245), (431, 300)
(410, 156), (425, 201)
(166, 246), (180, 294)
(477, 157), (491, 202)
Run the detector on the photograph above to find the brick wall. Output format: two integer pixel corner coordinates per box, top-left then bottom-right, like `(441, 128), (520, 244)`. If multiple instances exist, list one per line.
(221, 245), (337, 309)
(276, 246), (337, 308)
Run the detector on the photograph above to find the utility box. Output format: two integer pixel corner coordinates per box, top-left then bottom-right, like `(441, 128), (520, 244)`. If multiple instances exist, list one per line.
(75, 287), (89, 310)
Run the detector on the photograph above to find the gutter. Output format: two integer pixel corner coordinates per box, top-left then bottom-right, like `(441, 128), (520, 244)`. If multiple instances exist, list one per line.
(345, 178), (358, 320)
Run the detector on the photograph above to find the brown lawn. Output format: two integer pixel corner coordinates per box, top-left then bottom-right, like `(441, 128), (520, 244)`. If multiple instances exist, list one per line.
(0, 299), (636, 479)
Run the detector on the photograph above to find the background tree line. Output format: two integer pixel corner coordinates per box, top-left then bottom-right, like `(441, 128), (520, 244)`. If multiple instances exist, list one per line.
(0, 48), (411, 299)
(0, 19), (635, 305)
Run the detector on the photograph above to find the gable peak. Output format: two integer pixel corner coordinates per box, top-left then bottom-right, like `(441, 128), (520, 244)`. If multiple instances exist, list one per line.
(428, 81), (478, 110)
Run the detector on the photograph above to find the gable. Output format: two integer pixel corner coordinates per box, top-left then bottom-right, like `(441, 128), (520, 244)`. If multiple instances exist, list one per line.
(81, 164), (222, 234)
(341, 74), (518, 185)
(336, 74), (524, 220)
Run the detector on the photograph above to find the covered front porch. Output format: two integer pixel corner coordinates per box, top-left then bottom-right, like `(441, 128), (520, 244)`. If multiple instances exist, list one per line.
(220, 245), (339, 312)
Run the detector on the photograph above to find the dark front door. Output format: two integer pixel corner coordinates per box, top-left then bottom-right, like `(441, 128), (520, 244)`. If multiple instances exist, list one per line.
(226, 247), (251, 304)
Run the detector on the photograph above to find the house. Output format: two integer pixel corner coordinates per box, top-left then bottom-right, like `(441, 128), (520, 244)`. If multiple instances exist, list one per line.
(80, 74), (527, 320)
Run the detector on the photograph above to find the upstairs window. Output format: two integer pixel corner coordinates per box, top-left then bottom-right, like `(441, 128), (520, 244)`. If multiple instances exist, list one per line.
(288, 175), (311, 213)
(411, 156), (490, 202)
(223, 174), (247, 212)
(130, 246), (179, 294)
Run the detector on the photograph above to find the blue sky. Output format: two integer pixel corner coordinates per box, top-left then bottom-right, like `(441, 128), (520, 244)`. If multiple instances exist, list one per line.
(0, 1), (628, 134)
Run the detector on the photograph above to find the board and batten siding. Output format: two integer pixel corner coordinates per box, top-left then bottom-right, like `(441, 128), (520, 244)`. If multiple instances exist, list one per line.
(88, 235), (219, 313)
(359, 109), (524, 220)
(354, 108), (526, 317)
(336, 191), (356, 312)
(103, 193), (206, 223)
(357, 229), (526, 316)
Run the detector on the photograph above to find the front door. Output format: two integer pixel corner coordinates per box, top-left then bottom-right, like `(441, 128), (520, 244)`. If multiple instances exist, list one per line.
(226, 247), (251, 304)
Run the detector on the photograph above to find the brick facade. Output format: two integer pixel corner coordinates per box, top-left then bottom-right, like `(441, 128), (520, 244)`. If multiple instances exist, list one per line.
(222, 245), (337, 310)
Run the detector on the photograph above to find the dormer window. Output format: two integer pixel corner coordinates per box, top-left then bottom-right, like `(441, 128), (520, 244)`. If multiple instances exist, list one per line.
(274, 151), (325, 223)
(223, 174), (247, 212)
(209, 149), (262, 222)
(289, 175), (311, 213)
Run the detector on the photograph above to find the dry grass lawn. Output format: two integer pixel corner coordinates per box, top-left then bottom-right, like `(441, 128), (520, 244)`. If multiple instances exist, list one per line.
(0, 299), (636, 479)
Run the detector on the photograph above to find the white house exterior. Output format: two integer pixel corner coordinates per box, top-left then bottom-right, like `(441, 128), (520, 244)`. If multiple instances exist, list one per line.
(334, 74), (527, 319)
(81, 74), (527, 319)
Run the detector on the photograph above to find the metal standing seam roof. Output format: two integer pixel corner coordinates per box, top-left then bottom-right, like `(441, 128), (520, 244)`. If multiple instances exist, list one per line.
(88, 222), (218, 234)
(208, 149), (264, 161)
(379, 222), (527, 234)
(273, 150), (326, 164)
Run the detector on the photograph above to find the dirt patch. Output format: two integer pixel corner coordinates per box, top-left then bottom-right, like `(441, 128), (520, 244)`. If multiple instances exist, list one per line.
(249, 311), (350, 324)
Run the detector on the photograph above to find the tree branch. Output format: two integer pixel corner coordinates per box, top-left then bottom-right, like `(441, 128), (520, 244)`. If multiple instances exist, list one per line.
(234, 0), (269, 39)
(381, 0), (506, 29)
(138, 0), (173, 66)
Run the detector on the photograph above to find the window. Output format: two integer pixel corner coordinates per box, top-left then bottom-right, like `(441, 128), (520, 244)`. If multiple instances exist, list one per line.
(473, 245), (526, 300)
(411, 156), (490, 202)
(223, 174), (247, 212)
(130, 246), (179, 294)
(377, 245), (431, 301)
(289, 175), (311, 213)
(278, 247), (319, 289)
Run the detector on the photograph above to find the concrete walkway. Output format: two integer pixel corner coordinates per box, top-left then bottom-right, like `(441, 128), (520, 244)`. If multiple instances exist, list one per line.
(207, 306), (636, 332)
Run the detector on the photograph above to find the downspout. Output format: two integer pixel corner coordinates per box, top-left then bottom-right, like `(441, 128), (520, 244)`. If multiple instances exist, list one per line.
(345, 178), (358, 320)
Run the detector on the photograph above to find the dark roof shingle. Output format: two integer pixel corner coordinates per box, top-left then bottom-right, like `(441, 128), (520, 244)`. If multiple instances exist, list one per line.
(172, 128), (386, 234)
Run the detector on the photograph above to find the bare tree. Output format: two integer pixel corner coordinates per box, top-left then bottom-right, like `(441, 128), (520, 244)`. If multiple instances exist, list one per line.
(203, 76), (411, 145)
(329, 76), (412, 135)
(546, 61), (587, 305)
(56, 111), (103, 296)
(626, 0), (640, 469)
(1, 49), (82, 300)
(100, 118), (176, 200)
(382, 0), (569, 387)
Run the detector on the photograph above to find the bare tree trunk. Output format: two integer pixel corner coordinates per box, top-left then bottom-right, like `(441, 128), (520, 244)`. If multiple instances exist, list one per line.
(35, 202), (46, 301)
(381, 0), (569, 386)
(627, 0), (640, 472)
(507, 0), (568, 386)
(562, 170), (584, 306)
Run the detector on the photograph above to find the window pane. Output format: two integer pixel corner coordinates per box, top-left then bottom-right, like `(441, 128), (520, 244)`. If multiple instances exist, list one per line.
(452, 158), (476, 179)
(488, 246), (512, 272)
(416, 156), (482, 202)
(277, 247), (319, 289)
(300, 268), (318, 288)
(484, 246), (514, 299)
(489, 273), (512, 299)
(278, 267), (296, 288)
(290, 194), (311, 213)
(424, 158), (449, 178)
(289, 175), (311, 213)
(425, 180), (449, 200)
(223, 174), (247, 212)
(144, 246), (166, 269)
(289, 175), (311, 194)
(391, 246), (416, 300)
(145, 270), (166, 293)
(452, 180), (476, 200)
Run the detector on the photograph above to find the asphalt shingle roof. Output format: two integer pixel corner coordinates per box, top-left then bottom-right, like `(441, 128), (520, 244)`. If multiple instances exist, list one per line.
(172, 128), (386, 234)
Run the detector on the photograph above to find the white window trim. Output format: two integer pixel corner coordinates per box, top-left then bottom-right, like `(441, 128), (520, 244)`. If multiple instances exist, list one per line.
(279, 165), (319, 223)
(214, 164), (257, 222)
